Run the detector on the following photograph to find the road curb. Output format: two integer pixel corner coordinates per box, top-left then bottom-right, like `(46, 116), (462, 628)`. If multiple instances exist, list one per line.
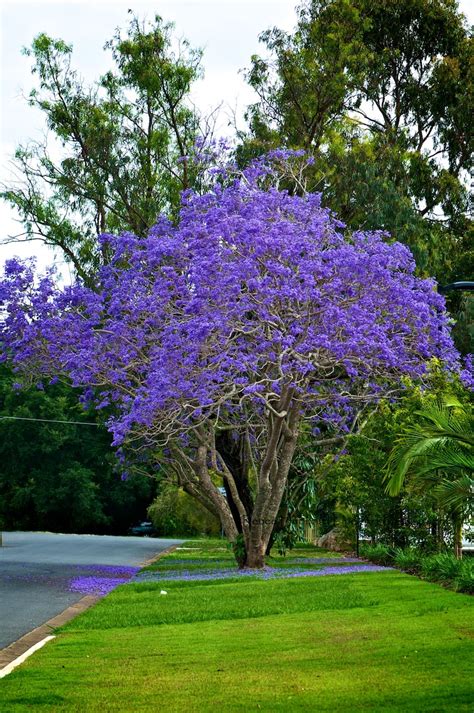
(0, 636), (56, 679)
(139, 543), (179, 567)
(0, 594), (100, 672)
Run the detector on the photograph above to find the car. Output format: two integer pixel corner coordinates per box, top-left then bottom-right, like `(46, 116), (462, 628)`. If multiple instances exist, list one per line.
(128, 521), (157, 537)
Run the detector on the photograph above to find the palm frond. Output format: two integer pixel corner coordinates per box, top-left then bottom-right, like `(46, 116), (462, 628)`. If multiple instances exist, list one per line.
(432, 475), (474, 512)
(385, 399), (473, 499)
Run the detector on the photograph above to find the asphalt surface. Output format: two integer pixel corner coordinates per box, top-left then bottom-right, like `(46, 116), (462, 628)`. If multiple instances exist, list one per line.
(0, 531), (182, 650)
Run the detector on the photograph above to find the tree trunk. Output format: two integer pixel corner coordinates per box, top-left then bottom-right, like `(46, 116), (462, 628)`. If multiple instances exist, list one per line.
(187, 402), (300, 569)
(245, 542), (266, 569)
(241, 407), (300, 568)
(437, 510), (444, 552)
(454, 518), (463, 560)
(216, 431), (253, 533)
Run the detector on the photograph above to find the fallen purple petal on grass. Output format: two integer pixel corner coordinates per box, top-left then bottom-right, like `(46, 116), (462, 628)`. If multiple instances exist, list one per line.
(285, 557), (362, 564)
(68, 565), (140, 595)
(67, 560), (392, 594)
(69, 576), (133, 596)
(157, 558), (231, 566)
(132, 563), (392, 584)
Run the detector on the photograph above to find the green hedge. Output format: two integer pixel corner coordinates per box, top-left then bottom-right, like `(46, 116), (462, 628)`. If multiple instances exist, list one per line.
(361, 544), (473, 594)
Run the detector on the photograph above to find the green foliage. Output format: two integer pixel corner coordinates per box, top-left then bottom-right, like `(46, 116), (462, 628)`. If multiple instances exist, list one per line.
(421, 552), (464, 582)
(0, 365), (154, 533)
(242, 0), (473, 294)
(359, 543), (395, 566)
(320, 363), (472, 552)
(362, 544), (473, 595)
(385, 398), (474, 499)
(1, 15), (204, 283)
(231, 534), (248, 568)
(147, 484), (221, 537)
(393, 547), (422, 574)
(454, 565), (474, 594)
(385, 397), (473, 559)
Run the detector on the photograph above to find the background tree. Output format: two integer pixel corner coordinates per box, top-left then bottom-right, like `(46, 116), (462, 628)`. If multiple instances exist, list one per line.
(240, 0), (473, 547)
(318, 364), (472, 554)
(385, 398), (473, 557)
(0, 364), (155, 534)
(147, 484), (221, 537)
(0, 153), (460, 567)
(0, 14), (206, 534)
(1, 14), (207, 284)
(242, 0), (473, 303)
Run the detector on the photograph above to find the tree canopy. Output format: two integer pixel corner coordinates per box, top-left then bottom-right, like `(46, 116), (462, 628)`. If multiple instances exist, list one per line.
(0, 365), (155, 534)
(1, 14), (206, 284)
(243, 0), (473, 288)
(0, 152), (462, 566)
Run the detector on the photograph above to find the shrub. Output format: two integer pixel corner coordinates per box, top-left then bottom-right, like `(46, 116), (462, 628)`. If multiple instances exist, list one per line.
(393, 547), (422, 574)
(421, 553), (463, 583)
(454, 560), (474, 594)
(148, 485), (221, 537)
(359, 543), (395, 566)
(368, 545), (474, 593)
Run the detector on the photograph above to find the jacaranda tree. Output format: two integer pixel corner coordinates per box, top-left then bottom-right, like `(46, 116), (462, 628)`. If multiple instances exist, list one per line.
(0, 152), (461, 567)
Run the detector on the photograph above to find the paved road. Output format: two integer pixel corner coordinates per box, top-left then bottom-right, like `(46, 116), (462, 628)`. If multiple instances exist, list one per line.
(0, 531), (182, 650)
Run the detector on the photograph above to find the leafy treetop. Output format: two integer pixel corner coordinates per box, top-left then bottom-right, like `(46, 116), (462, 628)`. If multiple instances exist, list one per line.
(0, 151), (463, 567)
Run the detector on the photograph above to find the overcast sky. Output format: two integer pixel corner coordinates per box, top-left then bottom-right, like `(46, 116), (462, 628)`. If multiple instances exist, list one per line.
(1, 0), (472, 275)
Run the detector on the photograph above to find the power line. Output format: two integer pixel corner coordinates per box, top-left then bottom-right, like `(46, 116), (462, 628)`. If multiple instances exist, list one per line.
(0, 416), (100, 426)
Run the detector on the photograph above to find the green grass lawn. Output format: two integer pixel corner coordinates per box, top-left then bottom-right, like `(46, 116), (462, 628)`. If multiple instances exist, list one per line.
(1, 540), (473, 712)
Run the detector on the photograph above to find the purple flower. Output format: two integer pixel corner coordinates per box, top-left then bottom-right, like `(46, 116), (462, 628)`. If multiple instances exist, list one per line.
(132, 562), (392, 583)
(69, 576), (130, 596)
(0, 151), (462, 549)
(68, 564), (139, 596)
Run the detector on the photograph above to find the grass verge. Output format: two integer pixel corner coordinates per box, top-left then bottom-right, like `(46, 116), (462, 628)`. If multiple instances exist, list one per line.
(1, 539), (473, 712)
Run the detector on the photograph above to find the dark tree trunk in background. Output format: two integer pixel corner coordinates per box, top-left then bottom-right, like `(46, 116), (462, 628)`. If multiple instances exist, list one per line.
(216, 431), (254, 532)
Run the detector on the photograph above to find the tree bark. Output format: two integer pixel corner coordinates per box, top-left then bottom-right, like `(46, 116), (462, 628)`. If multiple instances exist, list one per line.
(185, 402), (300, 569)
(242, 402), (300, 568)
(454, 518), (463, 560)
(216, 431), (253, 532)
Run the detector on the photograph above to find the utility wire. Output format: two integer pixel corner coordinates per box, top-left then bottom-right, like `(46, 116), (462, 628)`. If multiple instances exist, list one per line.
(0, 416), (100, 426)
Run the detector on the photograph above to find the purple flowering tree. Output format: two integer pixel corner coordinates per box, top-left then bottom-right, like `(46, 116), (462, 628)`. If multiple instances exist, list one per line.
(0, 153), (460, 568)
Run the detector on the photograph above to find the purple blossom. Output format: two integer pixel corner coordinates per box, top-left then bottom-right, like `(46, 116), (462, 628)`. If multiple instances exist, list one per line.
(132, 563), (392, 583)
(286, 557), (361, 564)
(460, 354), (474, 389)
(0, 152), (463, 552)
(68, 564), (139, 596)
(69, 576), (131, 596)
(0, 159), (459, 448)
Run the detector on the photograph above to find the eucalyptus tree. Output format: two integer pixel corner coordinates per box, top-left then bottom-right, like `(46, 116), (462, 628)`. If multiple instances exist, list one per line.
(1, 14), (207, 284)
(243, 0), (473, 282)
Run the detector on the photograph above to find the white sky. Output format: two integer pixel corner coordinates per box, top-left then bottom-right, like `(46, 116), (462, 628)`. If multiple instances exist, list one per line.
(1, 0), (472, 277)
